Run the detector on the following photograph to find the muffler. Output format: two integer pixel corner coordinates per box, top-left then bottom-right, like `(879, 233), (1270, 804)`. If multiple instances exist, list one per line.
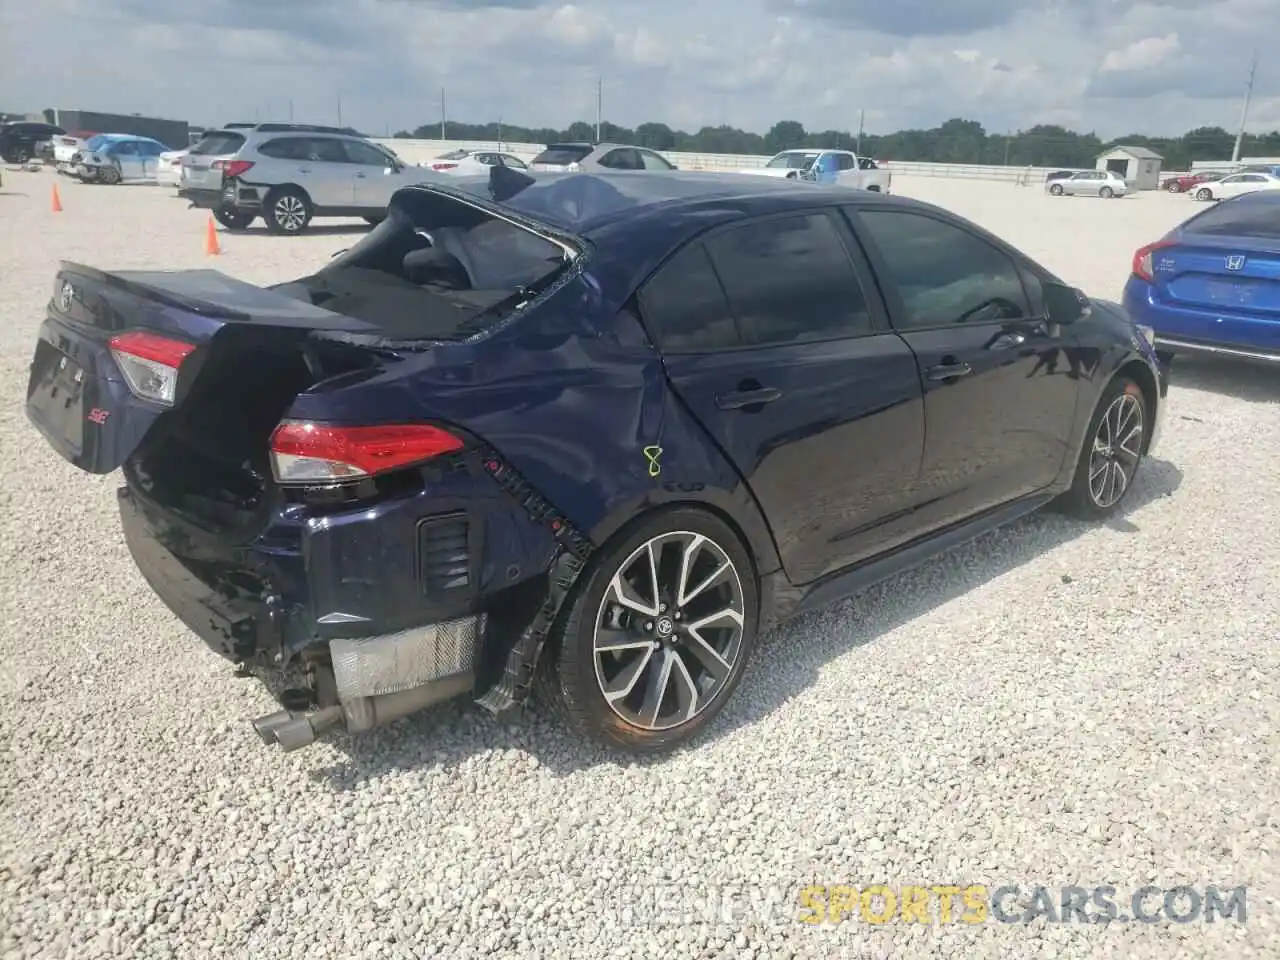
(251, 615), (483, 752)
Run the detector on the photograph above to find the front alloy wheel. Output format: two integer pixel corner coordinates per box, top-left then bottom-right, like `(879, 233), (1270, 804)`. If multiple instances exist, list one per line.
(1059, 377), (1147, 519)
(1088, 391), (1144, 509)
(593, 532), (745, 731)
(539, 508), (758, 753)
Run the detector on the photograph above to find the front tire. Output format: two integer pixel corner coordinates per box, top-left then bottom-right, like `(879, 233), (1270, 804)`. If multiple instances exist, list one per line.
(1049, 183), (1064, 196)
(7, 145), (31, 164)
(1166, 181), (1181, 193)
(1058, 377), (1147, 520)
(1099, 186), (1114, 199)
(213, 206), (256, 230)
(97, 164), (121, 185)
(263, 186), (313, 235)
(538, 507), (758, 753)
(1196, 187), (1213, 201)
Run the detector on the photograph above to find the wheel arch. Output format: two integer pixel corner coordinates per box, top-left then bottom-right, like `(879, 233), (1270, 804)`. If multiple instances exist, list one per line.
(262, 181), (313, 204)
(1116, 357), (1159, 453)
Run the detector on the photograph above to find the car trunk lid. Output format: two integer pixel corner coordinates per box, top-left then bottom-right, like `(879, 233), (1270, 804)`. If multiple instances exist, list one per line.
(1155, 238), (1280, 317)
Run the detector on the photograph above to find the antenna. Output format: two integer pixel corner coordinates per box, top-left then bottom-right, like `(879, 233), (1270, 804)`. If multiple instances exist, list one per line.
(1231, 51), (1257, 164)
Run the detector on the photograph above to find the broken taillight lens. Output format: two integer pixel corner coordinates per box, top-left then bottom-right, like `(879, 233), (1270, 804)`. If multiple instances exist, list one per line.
(431, 161), (458, 171)
(108, 331), (197, 406)
(213, 159), (254, 178)
(268, 421), (465, 485)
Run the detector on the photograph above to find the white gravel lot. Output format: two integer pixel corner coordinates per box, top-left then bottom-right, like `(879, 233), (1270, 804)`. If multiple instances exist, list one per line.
(2, 171), (1279, 960)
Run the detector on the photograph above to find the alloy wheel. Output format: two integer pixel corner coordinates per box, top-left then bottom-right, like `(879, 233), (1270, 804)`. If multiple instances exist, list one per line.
(1088, 392), (1144, 509)
(274, 195), (307, 231)
(592, 531), (745, 731)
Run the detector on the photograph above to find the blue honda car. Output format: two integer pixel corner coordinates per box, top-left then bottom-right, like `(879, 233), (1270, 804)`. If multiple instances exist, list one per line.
(1124, 190), (1280, 364)
(26, 167), (1166, 755)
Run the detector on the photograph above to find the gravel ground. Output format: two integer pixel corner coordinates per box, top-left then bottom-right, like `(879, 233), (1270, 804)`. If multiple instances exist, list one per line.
(2, 171), (1279, 960)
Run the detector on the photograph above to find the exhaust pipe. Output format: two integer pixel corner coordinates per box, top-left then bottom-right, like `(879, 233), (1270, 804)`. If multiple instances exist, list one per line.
(251, 672), (475, 752)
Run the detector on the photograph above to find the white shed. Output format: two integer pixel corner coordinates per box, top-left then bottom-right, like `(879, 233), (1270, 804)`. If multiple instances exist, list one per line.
(1096, 145), (1164, 190)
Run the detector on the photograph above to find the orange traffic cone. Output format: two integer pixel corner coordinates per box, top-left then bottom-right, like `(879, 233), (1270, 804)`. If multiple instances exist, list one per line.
(51, 183), (63, 213)
(204, 215), (220, 256)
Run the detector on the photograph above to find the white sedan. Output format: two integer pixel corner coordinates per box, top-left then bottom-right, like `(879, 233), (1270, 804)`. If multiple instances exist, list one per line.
(1189, 172), (1280, 201)
(424, 149), (530, 175)
(156, 149), (187, 186)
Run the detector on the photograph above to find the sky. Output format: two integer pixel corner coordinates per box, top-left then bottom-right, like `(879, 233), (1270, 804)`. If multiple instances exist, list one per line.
(2, 0), (1277, 141)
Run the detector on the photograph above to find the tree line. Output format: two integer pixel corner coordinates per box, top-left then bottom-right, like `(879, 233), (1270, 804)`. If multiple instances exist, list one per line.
(393, 117), (1280, 170)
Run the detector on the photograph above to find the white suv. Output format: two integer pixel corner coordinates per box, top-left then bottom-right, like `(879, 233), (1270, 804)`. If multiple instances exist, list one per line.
(178, 123), (444, 234)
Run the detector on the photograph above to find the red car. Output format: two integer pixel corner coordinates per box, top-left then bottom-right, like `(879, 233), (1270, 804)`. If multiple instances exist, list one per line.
(1161, 171), (1224, 193)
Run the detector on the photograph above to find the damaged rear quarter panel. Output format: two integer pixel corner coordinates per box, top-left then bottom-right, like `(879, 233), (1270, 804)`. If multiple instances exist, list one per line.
(283, 268), (781, 581)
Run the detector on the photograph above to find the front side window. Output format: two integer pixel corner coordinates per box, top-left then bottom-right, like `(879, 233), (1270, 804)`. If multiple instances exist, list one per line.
(855, 209), (1030, 329)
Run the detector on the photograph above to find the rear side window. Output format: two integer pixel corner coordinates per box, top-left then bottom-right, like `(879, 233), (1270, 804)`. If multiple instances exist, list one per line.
(599, 149), (643, 170)
(638, 244), (742, 353)
(533, 145), (593, 165)
(257, 138), (305, 160)
(638, 150), (675, 171)
(189, 132), (246, 156)
(855, 209), (1030, 329)
(704, 213), (873, 345)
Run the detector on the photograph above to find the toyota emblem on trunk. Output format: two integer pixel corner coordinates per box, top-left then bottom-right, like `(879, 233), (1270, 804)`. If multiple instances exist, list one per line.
(1226, 255), (1246, 271)
(58, 281), (75, 311)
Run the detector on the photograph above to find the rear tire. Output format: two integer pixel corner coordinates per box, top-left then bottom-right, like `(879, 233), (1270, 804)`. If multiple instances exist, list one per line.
(98, 164), (121, 185)
(1049, 183), (1064, 196)
(537, 507), (759, 754)
(1057, 376), (1147, 521)
(6, 145), (31, 164)
(1099, 186), (1114, 199)
(263, 186), (313, 235)
(1166, 181), (1180, 192)
(213, 206), (256, 230)
(1196, 187), (1213, 201)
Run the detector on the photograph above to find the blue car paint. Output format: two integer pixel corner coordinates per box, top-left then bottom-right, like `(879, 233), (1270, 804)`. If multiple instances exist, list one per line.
(27, 171), (1166, 684)
(1122, 192), (1280, 358)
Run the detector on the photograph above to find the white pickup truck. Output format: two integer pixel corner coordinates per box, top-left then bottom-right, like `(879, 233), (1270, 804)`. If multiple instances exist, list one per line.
(741, 149), (892, 192)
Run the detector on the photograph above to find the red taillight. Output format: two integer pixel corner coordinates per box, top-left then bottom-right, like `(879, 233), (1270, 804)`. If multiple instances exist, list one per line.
(108, 331), (196, 406)
(268, 421), (465, 484)
(431, 162), (458, 171)
(212, 159), (254, 178)
(1132, 239), (1175, 283)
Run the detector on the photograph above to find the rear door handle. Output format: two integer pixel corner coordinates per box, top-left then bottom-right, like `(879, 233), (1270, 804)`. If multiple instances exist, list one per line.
(925, 362), (973, 381)
(715, 386), (783, 410)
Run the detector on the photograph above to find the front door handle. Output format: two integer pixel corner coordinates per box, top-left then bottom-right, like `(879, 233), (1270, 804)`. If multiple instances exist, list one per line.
(715, 386), (783, 410)
(925, 361), (973, 381)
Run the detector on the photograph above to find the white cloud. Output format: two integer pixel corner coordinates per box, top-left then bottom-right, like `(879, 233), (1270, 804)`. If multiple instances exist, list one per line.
(1099, 33), (1180, 73)
(2, 0), (1278, 139)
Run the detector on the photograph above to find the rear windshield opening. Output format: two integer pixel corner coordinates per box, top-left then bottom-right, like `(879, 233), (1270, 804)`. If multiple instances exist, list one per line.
(190, 132), (246, 156)
(533, 145), (593, 165)
(283, 189), (573, 341)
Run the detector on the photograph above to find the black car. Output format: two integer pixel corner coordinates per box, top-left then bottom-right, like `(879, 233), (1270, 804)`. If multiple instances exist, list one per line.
(26, 169), (1167, 754)
(0, 121), (65, 164)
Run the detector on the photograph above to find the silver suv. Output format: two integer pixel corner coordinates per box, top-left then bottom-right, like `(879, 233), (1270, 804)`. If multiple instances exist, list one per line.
(178, 123), (442, 234)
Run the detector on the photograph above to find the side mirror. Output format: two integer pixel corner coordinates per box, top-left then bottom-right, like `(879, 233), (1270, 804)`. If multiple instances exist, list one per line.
(1043, 281), (1091, 324)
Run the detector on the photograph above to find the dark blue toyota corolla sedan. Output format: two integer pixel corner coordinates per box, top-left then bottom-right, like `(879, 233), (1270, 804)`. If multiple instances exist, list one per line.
(26, 167), (1166, 754)
(1124, 190), (1280, 364)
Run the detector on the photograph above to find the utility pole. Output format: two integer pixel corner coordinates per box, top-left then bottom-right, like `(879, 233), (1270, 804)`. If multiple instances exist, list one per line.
(498, 116), (504, 150)
(288, 99), (294, 122)
(1231, 51), (1257, 164)
(595, 77), (602, 143)
(337, 95), (343, 127)
(855, 109), (864, 156)
(440, 88), (447, 141)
